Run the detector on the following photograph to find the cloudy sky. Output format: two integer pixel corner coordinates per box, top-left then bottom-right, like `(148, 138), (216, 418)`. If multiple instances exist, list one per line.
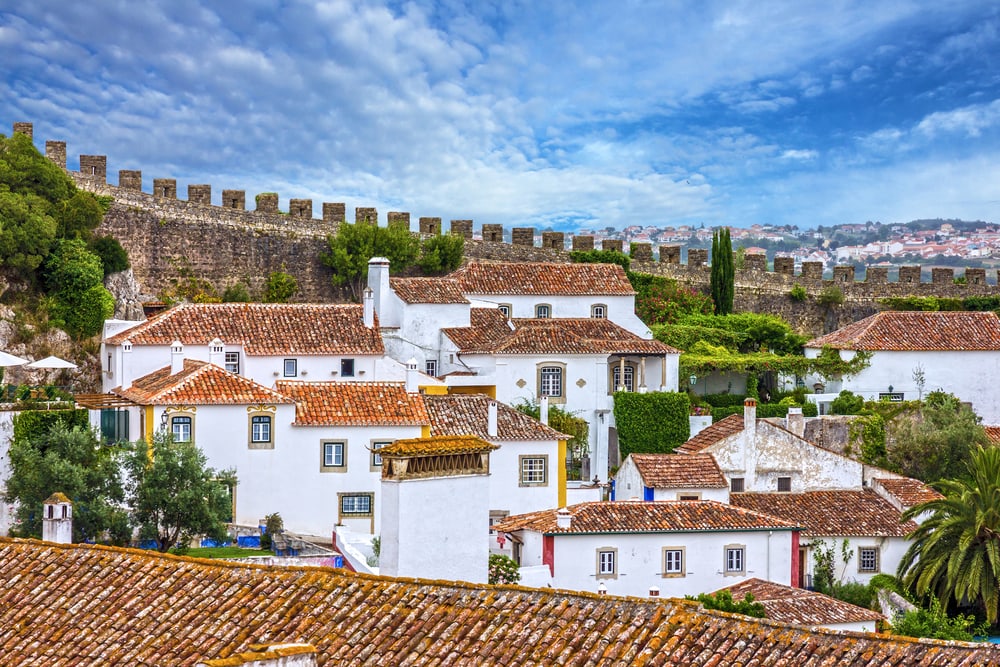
(2, 1), (999, 230)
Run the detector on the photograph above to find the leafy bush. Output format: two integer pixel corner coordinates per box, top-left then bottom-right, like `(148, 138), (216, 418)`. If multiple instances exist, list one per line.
(488, 553), (521, 585)
(570, 249), (631, 270)
(322, 221), (420, 300)
(221, 282), (251, 302)
(891, 596), (986, 641)
(89, 235), (130, 276)
(789, 283), (807, 301)
(818, 286), (844, 307)
(687, 590), (765, 618)
(614, 392), (690, 458)
(711, 402), (818, 421)
(634, 276), (713, 326)
(264, 269), (298, 303)
(830, 581), (874, 609)
(56, 284), (115, 338)
(830, 390), (864, 415)
(418, 232), (464, 274)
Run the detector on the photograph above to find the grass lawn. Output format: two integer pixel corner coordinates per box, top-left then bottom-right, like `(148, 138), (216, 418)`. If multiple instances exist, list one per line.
(182, 546), (270, 559)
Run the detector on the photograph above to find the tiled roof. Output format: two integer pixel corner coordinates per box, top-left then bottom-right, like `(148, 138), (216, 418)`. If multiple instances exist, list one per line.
(731, 490), (916, 537)
(629, 453), (728, 488)
(117, 360), (294, 405)
(874, 477), (944, 508)
(441, 308), (514, 351)
(676, 414), (745, 453)
(424, 394), (568, 442)
(444, 312), (678, 355)
(379, 434), (499, 457)
(493, 500), (800, 535)
(275, 381), (429, 426)
(805, 311), (1000, 351)
(106, 303), (384, 355)
(985, 425), (1000, 445)
(715, 578), (884, 626)
(390, 277), (469, 304)
(2, 539), (997, 666)
(449, 261), (635, 296)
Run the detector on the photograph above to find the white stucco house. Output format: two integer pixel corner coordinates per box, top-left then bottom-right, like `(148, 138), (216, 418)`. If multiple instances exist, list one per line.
(803, 311), (1000, 422)
(494, 500), (801, 598)
(614, 453), (729, 503)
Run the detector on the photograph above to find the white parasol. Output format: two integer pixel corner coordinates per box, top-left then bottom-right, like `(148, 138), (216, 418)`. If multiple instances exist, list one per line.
(0, 351), (28, 367)
(26, 355), (78, 370)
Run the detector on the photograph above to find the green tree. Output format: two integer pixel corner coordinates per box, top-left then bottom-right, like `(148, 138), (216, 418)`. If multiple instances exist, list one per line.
(4, 418), (129, 543)
(0, 189), (59, 280)
(55, 190), (104, 240)
(897, 445), (1000, 625)
(44, 239), (115, 338)
(321, 222), (420, 300)
(0, 131), (74, 202)
(264, 268), (298, 303)
(418, 232), (464, 274)
(686, 590), (765, 618)
(891, 596), (985, 641)
(515, 400), (589, 480)
(89, 235), (130, 276)
(123, 432), (236, 553)
(710, 228), (734, 315)
(221, 282), (251, 302)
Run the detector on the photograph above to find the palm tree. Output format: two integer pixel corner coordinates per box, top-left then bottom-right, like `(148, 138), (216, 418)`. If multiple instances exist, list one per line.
(897, 445), (1000, 625)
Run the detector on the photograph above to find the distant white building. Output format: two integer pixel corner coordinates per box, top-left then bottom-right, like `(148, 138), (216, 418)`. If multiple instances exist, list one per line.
(614, 453), (729, 503)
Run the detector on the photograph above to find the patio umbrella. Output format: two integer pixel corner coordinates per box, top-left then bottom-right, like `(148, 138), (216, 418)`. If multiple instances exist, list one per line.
(0, 351), (28, 367)
(26, 355), (78, 370)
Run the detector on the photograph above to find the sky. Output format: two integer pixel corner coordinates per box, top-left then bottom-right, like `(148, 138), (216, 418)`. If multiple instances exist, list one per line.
(2, 1), (999, 231)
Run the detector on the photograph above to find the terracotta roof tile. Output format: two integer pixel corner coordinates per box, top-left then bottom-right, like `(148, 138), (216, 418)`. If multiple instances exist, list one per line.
(731, 490), (916, 537)
(276, 381), (429, 426)
(805, 311), (1000, 351)
(677, 414), (745, 453)
(117, 360), (294, 405)
(629, 453), (728, 488)
(494, 500), (800, 535)
(985, 426), (1000, 445)
(444, 311), (678, 355)
(716, 578), (884, 626)
(390, 277), (469, 304)
(106, 303), (384, 355)
(424, 394), (568, 441)
(874, 477), (945, 507)
(450, 261), (635, 296)
(1, 538), (997, 666)
(379, 434), (499, 457)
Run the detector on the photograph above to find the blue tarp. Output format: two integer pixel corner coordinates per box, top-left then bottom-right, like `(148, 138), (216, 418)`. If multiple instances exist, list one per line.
(237, 535), (261, 548)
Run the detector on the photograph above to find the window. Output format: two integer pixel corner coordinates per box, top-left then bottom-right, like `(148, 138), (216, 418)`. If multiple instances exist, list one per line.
(591, 304), (607, 319)
(425, 359), (438, 377)
(498, 304), (512, 318)
(777, 476), (792, 492)
(489, 510), (510, 536)
(251, 415), (272, 444)
(99, 408), (129, 445)
(225, 352), (240, 374)
(171, 416), (192, 443)
(371, 441), (390, 469)
(859, 547), (880, 573)
(283, 358), (298, 377)
(730, 477), (745, 493)
(878, 392), (904, 402)
(677, 493), (701, 501)
(321, 441), (347, 472)
(340, 494), (372, 515)
(539, 366), (563, 397)
(596, 547), (618, 579)
(724, 545), (746, 576)
(663, 548), (685, 577)
(535, 304), (551, 318)
(612, 365), (635, 392)
(519, 455), (548, 486)
(340, 358), (355, 377)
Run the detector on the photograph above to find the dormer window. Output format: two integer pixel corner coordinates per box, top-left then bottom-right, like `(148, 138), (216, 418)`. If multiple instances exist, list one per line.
(284, 359), (298, 377)
(591, 304), (607, 319)
(341, 359), (355, 377)
(535, 304), (551, 319)
(498, 304), (512, 318)
(225, 352), (240, 374)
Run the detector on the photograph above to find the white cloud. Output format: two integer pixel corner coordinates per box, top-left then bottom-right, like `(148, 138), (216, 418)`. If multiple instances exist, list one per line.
(780, 149), (818, 160)
(916, 100), (1000, 138)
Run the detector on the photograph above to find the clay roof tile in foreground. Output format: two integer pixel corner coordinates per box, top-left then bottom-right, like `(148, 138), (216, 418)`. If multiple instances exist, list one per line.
(106, 303), (384, 355)
(716, 578), (884, 627)
(805, 311), (1000, 351)
(731, 489), (916, 537)
(424, 394), (568, 441)
(629, 453), (728, 488)
(0, 538), (996, 666)
(449, 261), (635, 296)
(276, 381), (429, 426)
(390, 277), (470, 304)
(493, 500), (800, 535)
(117, 359), (294, 405)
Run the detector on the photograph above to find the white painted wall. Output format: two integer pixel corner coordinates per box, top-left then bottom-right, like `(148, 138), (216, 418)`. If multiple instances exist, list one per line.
(0, 411), (14, 536)
(613, 460), (729, 502)
(381, 473), (490, 583)
(464, 293), (650, 337)
(803, 536), (909, 587)
(489, 438), (560, 518)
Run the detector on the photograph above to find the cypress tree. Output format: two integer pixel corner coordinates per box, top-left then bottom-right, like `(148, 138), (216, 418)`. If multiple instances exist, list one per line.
(711, 228), (735, 315)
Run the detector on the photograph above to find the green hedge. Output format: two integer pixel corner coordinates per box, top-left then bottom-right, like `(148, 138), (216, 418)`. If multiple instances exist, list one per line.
(613, 391), (690, 458)
(711, 402), (817, 422)
(12, 409), (88, 444)
(702, 393), (749, 408)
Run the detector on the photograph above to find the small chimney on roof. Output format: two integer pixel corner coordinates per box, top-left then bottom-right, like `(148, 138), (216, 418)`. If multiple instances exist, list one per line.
(367, 257), (390, 319)
(556, 507), (572, 529)
(362, 287), (375, 328)
(42, 492), (73, 544)
(540, 394), (549, 426)
(120, 340), (133, 390)
(487, 399), (498, 438)
(405, 358), (419, 393)
(170, 340), (184, 375)
(786, 406), (804, 437)
(744, 397), (757, 438)
(208, 338), (225, 367)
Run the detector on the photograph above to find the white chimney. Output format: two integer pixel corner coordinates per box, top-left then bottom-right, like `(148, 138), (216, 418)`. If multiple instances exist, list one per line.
(405, 358), (419, 393)
(540, 395), (549, 425)
(170, 340), (184, 375)
(208, 337), (225, 367)
(487, 400), (498, 438)
(120, 340), (133, 390)
(367, 257), (390, 319)
(744, 397), (757, 439)
(362, 287), (374, 328)
(786, 406), (804, 437)
(42, 492), (73, 544)
(556, 507), (572, 529)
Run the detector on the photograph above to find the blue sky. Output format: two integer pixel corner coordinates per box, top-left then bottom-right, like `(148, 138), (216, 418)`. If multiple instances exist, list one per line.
(2, 1), (999, 230)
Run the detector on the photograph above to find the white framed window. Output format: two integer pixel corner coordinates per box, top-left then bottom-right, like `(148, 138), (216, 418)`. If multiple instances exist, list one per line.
(535, 304), (551, 318)
(519, 455), (548, 486)
(425, 359), (438, 377)
(371, 441), (390, 469)
(677, 493), (701, 501)
(539, 366), (563, 397)
(724, 545), (746, 576)
(663, 548), (685, 576)
(730, 477), (745, 493)
(171, 416), (192, 443)
(859, 547), (880, 573)
(251, 415), (271, 443)
(612, 365), (635, 392)
(596, 547), (618, 579)
(225, 351), (240, 374)
(341, 358), (355, 377)
(283, 358), (298, 377)
(591, 304), (607, 319)
(777, 476), (791, 492)
(339, 493), (373, 517)
(498, 303), (512, 318)
(321, 441), (347, 472)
